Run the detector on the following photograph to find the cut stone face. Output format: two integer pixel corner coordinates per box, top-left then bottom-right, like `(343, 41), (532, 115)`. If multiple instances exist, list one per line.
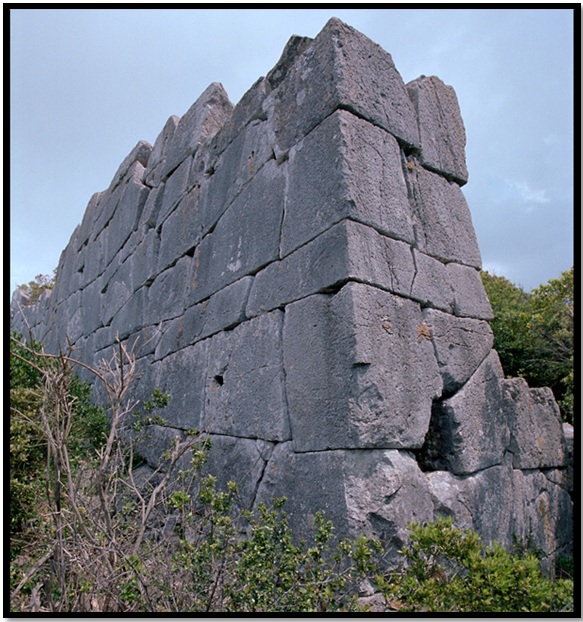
(419, 350), (510, 475)
(282, 109), (414, 256)
(406, 75), (469, 185)
(284, 282), (442, 452)
(266, 17), (420, 154)
(504, 378), (566, 469)
(204, 310), (290, 441)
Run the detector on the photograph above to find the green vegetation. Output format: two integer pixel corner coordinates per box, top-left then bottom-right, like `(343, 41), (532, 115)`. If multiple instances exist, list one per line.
(15, 272), (56, 304)
(9, 332), (574, 613)
(481, 267), (574, 423)
(379, 518), (573, 613)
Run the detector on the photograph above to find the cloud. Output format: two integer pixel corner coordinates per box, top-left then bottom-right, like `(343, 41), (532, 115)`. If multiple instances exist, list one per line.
(504, 179), (550, 209)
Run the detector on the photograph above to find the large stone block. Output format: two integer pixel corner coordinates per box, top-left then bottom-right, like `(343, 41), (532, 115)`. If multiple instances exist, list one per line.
(284, 283), (441, 452)
(255, 444), (434, 561)
(161, 82), (233, 179)
(204, 310), (290, 442)
(196, 119), (274, 241)
(186, 160), (285, 306)
(419, 351), (510, 475)
(503, 378), (565, 469)
(156, 156), (193, 226)
(144, 115), (180, 188)
(282, 109), (414, 256)
(247, 219), (415, 317)
(144, 256), (190, 325)
(157, 184), (201, 273)
(265, 17), (419, 153)
(408, 165), (481, 268)
(201, 435), (275, 510)
(151, 341), (209, 431)
(155, 277), (252, 360)
(422, 308), (494, 394)
(447, 262), (493, 320)
(406, 75), (468, 185)
(107, 140), (152, 192)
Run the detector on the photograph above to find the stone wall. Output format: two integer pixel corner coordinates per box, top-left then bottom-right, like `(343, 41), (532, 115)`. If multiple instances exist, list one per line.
(11, 18), (572, 566)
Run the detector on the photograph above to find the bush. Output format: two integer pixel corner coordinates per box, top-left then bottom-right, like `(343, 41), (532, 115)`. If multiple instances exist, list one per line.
(379, 518), (574, 613)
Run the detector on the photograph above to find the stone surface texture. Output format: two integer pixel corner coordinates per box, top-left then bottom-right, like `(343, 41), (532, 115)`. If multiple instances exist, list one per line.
(11, 18), (572, 567)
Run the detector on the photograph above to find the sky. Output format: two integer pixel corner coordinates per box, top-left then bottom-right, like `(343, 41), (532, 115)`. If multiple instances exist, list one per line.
(9, 7), (576, 295)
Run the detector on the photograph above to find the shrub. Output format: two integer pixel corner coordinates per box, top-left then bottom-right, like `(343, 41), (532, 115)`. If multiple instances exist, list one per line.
(379, 518), (574, 613)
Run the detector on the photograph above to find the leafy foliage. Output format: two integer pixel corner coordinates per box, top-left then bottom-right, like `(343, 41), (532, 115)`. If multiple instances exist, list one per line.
(380, 518), (574, 613)
(481, 267), (574, 422)
(15, 273), (56, 304)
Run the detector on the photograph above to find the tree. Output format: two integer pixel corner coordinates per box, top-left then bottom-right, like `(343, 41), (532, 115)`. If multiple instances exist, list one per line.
(480, 268), (574, 423)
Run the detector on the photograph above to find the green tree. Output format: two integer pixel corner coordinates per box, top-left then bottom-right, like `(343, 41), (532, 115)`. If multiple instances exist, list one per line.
(481, 268), (574, 423)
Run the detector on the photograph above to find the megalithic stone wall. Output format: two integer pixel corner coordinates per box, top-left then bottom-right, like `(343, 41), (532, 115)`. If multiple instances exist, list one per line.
(11, 18), (572, 567)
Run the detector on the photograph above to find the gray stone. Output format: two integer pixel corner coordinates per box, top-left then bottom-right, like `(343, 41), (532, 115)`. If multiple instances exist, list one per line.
(447, 262), (494, 320)
(182, 276), (253, 345)
(422, 308), (494, 394)
(201, 435), (275, 510)
(196, 119), (274, 241)
(406, 75), (468, 185)
(247, 220), (416, 317)
(144, 256), (190, 324)
(255, 445), (433, 562)
(562, 423), (574, 493)
(409, 249), (454, 313)
(144, 115), (180, 188)
(503, 378), (565, 469)
(419, 351), (510, 475)
(161, 82), (233, 179)
(282, 109), (414, 256)
(157, 184), (201, 273)
(410, 166), (481, 269)
(151, 341), (209, 431)
(284, 283), (442, 452)
(107, 140), (152, 192)
(265, 17), (419, 153)
(109, 286), (148, 341)
(186, 160), (285, 306)
(204, 310), (290, 441)
(156, 156), (193, 227)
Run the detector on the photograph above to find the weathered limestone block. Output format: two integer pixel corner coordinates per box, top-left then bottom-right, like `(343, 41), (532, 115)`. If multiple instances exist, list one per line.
(562, 423), (574, 493)
(427, 465), (516, 548)
(155, 156), (194, 227)
(157, 185), (201, 273)
(109, 286), (148, 341)
(255, 445), (434, 562)
(409, 249), (454, 313)
(144, 256), (190, 325)
(160, 82), (234, 180)
(447, 262), (494, 320)
(151, 341), (209, 431)
(265, 17), (419, 154)
(204, 311), (290, 442)
(422, 308), (494, 394)
(181, 276), (252, 344)
(75, 191), (103, 251)
(108, 140), (152, 192)
(420, 351), (510, 475)
(154, 277), (252, 360)
(407, 165), (481, 268)
(186, 160), (285, 306)
(503, 377), (565, 469)
(282, 109), (414, 257)
(247, 219), (415, 317)
(200, 435), (275, 510)
(511, 468), (574, 563)
(406, 75), (469, 185)
(197, 119), (274, 241)
(109, 175), (150, 258)
(144, 115), (180, 187)
(284, 283), (442, 452)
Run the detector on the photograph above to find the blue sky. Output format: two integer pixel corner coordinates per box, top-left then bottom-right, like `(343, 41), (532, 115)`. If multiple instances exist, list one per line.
(9, 7), (575, 294)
